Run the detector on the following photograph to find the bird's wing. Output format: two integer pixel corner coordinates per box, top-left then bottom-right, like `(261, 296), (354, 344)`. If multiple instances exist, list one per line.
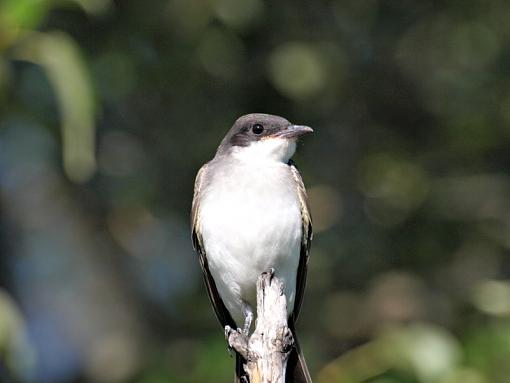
(288, 160), (313, 322)
(191, 164), (237, 329)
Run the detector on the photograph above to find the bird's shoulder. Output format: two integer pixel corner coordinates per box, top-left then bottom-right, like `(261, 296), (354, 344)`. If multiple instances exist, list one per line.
(287, 160), (312, 236)
(191, 162), (210, 251)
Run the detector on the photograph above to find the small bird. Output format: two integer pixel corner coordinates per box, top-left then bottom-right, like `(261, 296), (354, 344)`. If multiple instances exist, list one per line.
(191, 113), (313, 382)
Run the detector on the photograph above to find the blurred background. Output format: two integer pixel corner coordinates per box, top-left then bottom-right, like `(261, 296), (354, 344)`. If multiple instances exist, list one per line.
(1, 0), (510, 382)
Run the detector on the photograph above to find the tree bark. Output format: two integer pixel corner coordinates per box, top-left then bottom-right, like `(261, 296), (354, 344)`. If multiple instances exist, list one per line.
(225, 269), (294, 383)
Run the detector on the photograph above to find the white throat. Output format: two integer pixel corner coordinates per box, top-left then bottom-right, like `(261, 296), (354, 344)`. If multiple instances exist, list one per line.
(232, 138), (296, 164)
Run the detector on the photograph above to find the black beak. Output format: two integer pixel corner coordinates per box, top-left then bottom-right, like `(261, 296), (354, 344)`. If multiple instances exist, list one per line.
(273, 125), (314, 139)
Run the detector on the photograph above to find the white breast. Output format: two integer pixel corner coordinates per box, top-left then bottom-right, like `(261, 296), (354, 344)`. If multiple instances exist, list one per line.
(199, 160), (302, 325)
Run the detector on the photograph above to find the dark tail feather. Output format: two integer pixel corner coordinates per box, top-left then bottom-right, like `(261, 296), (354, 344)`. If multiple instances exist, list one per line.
(235, 352), (247, 383)
(233, 324), (312, 382)
(287, 321), (312, 383)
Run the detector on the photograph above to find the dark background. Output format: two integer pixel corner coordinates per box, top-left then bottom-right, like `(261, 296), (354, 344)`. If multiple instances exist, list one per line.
(1, 1), (510, 382)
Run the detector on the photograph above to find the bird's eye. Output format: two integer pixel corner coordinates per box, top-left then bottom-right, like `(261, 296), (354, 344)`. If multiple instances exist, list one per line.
(252, 124), (264, 135)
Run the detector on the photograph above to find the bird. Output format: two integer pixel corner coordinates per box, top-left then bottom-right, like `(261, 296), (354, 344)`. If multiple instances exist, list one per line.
(191, 113), (313, 382)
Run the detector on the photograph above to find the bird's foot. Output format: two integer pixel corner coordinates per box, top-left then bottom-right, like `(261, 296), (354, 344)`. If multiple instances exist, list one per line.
(225, 326), (235, 357)
(225, 325), (249, 359)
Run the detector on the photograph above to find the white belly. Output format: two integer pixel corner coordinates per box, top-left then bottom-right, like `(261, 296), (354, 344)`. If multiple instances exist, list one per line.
(199, 162), (302, 325)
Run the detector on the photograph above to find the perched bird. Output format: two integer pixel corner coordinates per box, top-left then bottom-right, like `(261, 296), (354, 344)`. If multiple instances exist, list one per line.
(191, 113), (313, 382)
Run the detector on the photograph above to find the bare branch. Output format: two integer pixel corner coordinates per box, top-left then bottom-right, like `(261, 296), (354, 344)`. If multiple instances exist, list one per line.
(226, 270), (294, 383)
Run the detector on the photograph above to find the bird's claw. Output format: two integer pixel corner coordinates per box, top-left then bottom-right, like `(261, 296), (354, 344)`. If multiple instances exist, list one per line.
(225, 325), (235, 356)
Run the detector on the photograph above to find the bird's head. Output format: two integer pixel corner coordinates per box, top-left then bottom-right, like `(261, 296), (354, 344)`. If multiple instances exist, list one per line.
(217, 113), (313, 163)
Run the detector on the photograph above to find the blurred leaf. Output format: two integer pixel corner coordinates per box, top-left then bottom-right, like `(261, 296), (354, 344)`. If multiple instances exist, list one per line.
(0, 0), (49, 50)
(464, 320), (510, 383)
(0, 289), (36, 381)
(0, 0), (111, 51)
(12, 31), (97, 182)
(0, 0), (49, 30)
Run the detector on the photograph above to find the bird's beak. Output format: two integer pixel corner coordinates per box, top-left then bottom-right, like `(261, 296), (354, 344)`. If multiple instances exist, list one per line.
(273, 125), (314, 139)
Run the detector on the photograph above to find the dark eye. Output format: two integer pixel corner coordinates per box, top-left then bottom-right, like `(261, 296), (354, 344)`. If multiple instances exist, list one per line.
(252, 124), (264, 135)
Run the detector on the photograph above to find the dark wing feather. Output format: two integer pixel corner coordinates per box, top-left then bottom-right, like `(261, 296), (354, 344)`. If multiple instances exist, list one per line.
(191, 164), (237, 329)
(288, 160), (313, 322)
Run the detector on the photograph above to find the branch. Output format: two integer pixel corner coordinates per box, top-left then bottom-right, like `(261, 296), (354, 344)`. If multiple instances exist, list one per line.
(226, 270), (294, 383)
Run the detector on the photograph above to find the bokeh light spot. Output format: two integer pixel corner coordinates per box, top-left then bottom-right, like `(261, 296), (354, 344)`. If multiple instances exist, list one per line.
(267, 43), (328, 100)
(472, 280), (510, 317)
(382, 324), (461, 382)
(213, 0), (264, 30)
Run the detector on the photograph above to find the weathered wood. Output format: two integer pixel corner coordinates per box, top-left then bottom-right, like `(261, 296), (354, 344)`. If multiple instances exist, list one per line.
(225, 269), (294, 383)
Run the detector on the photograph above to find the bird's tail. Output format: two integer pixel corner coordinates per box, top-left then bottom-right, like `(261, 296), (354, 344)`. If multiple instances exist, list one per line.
(235, 352), (246, 382)
(234, 322), (312, 383)
(286, 321), (312, 383)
